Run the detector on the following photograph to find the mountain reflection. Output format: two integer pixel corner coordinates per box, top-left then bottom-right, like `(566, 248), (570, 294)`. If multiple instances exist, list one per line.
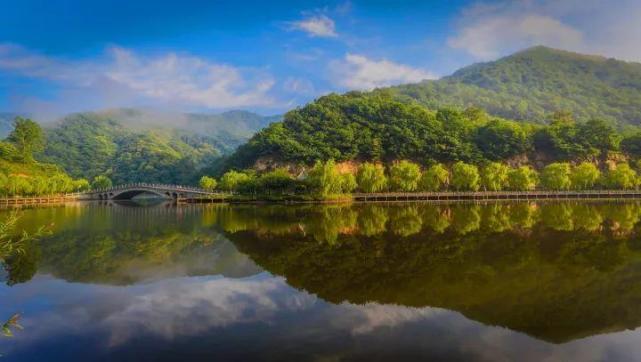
(1, 203), (261, 285)
(4, 201), (641, 345)
(216, 202), (641, 343)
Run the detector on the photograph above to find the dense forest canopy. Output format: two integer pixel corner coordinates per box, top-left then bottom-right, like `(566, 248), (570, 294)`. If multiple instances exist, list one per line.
(392, 46), (641, 126)
(222, 91), (638, 172)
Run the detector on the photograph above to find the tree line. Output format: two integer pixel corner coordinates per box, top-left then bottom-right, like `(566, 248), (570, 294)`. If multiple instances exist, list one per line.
(201, 158), (641, 198)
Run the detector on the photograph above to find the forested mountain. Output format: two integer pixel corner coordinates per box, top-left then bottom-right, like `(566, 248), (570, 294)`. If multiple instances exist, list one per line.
(393, 46), (641, 126)
(98, 108), (279, 151)
(221, 91), (636, 173)
(38, 109), (278, 184)
(218, 47), (641, 173)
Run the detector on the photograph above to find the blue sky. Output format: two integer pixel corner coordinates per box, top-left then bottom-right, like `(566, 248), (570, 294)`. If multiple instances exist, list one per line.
(1, 0), (640, 118)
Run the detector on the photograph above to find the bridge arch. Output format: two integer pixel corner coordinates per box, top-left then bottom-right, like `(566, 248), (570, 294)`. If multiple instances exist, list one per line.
(111, 189), (172, 200)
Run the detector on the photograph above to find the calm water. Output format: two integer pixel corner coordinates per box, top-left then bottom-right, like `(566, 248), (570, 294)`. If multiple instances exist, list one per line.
(2, 201), (641, 361)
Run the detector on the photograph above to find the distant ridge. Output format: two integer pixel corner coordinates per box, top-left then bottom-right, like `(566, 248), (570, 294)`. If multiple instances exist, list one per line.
(393, 46), (641, 126)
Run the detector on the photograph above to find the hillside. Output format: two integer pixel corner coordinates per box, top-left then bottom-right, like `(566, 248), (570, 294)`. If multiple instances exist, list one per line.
(219, 47), (641, 172)
(220, 91), (631, 172)
(0, 118), (88, 196)
(98, 108), (280, 152)
(40, 114), (216, 184)
(37, 109), (279, 184)
(393, 46), (641, 126)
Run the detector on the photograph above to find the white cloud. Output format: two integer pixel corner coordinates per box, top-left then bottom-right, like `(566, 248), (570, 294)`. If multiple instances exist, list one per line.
(330, 53), (436, 90)
(0, 44), (277, 111)
(448, 14), (583, 60)
(447, 0), (641, 62)
(338, 302), (445, 334)
(289, 15), (338, 38)
(283, 77), (315, 94)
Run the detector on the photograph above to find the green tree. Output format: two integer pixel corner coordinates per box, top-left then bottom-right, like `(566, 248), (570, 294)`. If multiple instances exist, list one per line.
(219, 170), (253, 192)
(356, 163), (387, 193)
(474, 120), (529, 160)
(570, 162), (601, 190)
(480, 162), (510, 191)
(451, 162), (480, 191)
(576, 119), (621, 158)
(0, 141), (18, 161)
(91, 175), (113, 190)
(255, 169), (301, 195)
(199, 176), (218, 191)
(540, 162), (571, 190)
(307, 160), (344, 196)
(389, 161), (422, 192)
(49, 174), (73, 193)
(621, 132), (641, 157)
(604, 163), (638, 189)
(420, 163), (449, 191)
(7, 117), (45, 163)
(340, 173), (357, 193)
(72, 179), (91, 192)
(5, 175), (33, 196)
(506, 166), (538, 191)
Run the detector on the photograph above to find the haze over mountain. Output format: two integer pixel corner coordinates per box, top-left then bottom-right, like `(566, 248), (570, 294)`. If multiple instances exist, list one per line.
(393, 46), (641, 126)
(37, 109), (279, 184)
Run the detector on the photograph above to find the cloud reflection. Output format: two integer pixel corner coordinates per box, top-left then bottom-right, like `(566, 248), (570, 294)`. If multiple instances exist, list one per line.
(3, 273), (641, 361)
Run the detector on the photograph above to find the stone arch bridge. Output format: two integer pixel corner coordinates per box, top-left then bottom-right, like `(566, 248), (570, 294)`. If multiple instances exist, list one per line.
(81, 183), (224, 201)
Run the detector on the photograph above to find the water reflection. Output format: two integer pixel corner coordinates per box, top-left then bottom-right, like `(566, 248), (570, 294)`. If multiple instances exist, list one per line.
(2, 203), (261, 285)
(215, 202), (641, 343)
(2, 201), (641, 360)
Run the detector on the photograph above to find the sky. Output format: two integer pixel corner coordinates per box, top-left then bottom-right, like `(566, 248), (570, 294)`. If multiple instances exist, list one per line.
(1, 0), (640, 118)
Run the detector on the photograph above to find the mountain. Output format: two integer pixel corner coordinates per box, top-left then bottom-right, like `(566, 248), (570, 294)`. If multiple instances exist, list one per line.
(39, 109), (279, 183)
(219, 47), (641, 172)
(220, 90), (626, 172)
(393, 46), (641, 126)
(98, 108), (280, 152)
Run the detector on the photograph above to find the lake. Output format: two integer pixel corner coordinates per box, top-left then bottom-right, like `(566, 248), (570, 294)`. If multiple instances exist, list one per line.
(2, 201), (641, 361)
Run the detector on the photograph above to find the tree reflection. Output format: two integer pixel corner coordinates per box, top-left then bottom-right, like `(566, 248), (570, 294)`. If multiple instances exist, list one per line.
(388, 206), (422, 237)
(450, 204), (481, 234)
(357, 205), (388, 236)
(220, 201), (641, 344)
(7, 200), (641, 345)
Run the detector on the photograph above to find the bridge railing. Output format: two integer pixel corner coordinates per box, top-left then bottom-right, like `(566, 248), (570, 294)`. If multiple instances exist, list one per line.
(87, 183), (226, 195)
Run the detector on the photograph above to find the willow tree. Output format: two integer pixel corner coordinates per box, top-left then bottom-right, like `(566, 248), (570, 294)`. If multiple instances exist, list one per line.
(91, 175), (113, 190)
(540, 162), (571, 190)
(199, 176), (218, 191)
(604, 163), (638, 189)
(570, 162), (600, 190)
(481, 162), (509, 191)
(307, 160), (344, 196)
(506, 166), (538, 191)
(420, 163), (449, 191)
(451, 162), (480, 191)
(356, 163), (387, 193)
(219, 171), (253, 192)
(389, 161), (421, 192)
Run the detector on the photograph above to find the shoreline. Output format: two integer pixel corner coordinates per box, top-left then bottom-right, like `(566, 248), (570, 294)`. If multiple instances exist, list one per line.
(4, 189), (641, 206)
